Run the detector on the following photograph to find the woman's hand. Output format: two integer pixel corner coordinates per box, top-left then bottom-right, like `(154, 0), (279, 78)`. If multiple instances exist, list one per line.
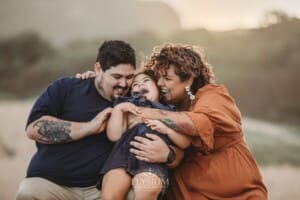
(130, 133), (169, 163)
(75, 70), (96, 79)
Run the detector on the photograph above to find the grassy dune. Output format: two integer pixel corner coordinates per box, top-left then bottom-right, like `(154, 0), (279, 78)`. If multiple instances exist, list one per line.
(0, 101), (299, 199)
(244, 118), (300, 166)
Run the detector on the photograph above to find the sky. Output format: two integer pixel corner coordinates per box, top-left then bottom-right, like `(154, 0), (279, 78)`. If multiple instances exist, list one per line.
(157, 0), (300, 30)
(0, 0), (300, 45)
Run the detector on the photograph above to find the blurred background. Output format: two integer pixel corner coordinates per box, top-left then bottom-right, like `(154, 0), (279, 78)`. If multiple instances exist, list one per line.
(0, 0), (300, 199)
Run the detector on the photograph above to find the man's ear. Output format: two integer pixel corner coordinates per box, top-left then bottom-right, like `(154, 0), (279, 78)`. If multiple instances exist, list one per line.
(94, 62), (102, 75)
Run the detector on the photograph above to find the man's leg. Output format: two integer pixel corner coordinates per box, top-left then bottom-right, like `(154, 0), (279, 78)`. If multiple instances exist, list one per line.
(101, 168), (131, 200)
(77, 185), (100, 200)
(15, 177), (83, 200)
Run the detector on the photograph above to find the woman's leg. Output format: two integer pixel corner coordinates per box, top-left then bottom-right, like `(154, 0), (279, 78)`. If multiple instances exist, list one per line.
(132, 172), (163, 200)
(101, 168), (131, 200)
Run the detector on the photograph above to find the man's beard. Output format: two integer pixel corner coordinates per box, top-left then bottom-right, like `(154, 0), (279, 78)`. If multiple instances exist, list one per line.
(112, 85), (129, 99)
(96, 76), (129, 101)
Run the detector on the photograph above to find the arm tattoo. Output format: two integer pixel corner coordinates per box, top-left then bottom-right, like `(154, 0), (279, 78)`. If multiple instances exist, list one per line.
(155, 109), (197, 135)
(160, 118), (197, 135)
(33, 119), (73, 143)
(160, 118), (183, 133)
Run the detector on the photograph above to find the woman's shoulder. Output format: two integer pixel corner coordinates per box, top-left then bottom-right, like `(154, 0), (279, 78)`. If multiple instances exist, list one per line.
(192, 84), (239, 113)
(191, 84), (236, 109)
(195, 84), (229, 97)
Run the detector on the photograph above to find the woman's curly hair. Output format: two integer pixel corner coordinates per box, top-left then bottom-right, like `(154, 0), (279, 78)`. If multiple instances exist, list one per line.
(144, 43), (215, 94)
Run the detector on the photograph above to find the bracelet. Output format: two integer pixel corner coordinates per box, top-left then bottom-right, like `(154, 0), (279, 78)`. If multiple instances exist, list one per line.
(166, 146), (176, 164)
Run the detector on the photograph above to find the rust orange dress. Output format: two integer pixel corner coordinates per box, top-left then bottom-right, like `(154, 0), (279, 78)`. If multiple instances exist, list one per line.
(167, 84), (268, 200)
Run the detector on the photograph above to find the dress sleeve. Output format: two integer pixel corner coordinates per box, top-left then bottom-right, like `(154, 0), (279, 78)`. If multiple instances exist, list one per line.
(185, 89), (242, 151)
(185, 111), (215, 150)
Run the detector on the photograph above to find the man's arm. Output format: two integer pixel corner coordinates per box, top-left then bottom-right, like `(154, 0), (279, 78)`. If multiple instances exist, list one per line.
(26, 108), (112, 144)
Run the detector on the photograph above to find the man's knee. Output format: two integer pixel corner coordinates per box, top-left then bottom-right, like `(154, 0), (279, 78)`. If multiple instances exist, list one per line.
(16, 180), (38, 200)
(15, 178), (60, 200)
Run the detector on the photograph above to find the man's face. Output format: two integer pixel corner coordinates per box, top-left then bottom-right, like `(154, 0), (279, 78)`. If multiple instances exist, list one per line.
(94, 63), (135, 101)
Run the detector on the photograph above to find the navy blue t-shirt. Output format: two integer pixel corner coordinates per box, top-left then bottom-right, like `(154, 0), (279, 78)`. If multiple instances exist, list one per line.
(26, 77), (114, 187)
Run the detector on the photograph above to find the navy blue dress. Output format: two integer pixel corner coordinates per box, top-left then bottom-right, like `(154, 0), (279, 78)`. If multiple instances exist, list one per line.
(98, 94), (174, 192)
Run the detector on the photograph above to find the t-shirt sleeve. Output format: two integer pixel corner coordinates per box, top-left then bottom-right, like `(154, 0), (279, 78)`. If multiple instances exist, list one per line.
(26, 78), (70, 128)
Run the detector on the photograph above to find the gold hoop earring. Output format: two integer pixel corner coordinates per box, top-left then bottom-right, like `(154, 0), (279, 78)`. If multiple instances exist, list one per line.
(185, 86), (195, 100)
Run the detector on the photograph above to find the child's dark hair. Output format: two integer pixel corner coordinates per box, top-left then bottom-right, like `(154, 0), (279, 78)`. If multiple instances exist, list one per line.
(134, 69), (158, 83)
(96, 40), (136, 71)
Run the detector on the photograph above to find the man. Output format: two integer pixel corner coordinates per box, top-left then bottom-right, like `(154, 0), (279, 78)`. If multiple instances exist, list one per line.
(16, 40), (136, 200)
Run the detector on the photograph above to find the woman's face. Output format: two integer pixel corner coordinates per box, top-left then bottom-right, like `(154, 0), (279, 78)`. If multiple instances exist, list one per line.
(131, 73), (160, 102)
(157, 65), (190, 105)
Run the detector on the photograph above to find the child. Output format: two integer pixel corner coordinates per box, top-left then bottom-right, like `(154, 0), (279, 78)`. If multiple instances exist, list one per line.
(100, 69), (190, 200)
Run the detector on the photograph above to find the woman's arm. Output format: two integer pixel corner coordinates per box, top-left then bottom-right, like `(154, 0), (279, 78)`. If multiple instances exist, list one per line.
(139, 107), (198, 136)
(145, 119), (190, 149)
(107, 102), (140, 142)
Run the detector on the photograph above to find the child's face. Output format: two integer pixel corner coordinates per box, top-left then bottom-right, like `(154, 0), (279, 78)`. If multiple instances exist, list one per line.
(131, 73), (159, 102)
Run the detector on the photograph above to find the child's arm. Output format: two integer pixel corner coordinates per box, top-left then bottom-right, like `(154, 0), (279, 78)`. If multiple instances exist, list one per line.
(145, 119), (191, 149)
(107, 102), (140, 142)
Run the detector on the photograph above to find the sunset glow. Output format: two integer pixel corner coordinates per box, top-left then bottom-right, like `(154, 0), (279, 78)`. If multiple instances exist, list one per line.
(159, 0), (300, 30)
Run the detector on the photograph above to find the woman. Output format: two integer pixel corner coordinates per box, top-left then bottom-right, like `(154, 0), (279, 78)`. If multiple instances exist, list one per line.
(130, 43), (268, 199)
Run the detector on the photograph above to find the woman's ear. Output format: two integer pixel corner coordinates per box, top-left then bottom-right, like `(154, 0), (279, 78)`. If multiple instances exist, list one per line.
(94, 62), (102, 75)
(186, 76), (194, 87)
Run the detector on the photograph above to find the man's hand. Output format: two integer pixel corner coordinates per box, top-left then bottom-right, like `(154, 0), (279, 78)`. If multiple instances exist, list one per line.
(130, 133), (169, 163)
(87, 107), (113, 134)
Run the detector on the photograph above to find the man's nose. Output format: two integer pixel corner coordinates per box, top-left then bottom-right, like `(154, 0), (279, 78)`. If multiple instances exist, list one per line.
(119, 78), (127, 87)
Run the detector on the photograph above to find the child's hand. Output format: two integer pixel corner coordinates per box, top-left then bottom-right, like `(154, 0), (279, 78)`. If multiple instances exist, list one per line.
(145, 119), (171, 135)
(115, 102), (141, 116)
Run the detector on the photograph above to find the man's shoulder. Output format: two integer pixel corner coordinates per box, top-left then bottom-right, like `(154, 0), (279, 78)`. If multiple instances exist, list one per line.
(44, 77), (95, 99)
(50, 77), (92, 88)
(52, 76), (78, 85)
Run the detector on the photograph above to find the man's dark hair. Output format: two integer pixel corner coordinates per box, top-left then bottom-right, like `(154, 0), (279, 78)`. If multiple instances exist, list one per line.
(96, 40), (136, 71)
